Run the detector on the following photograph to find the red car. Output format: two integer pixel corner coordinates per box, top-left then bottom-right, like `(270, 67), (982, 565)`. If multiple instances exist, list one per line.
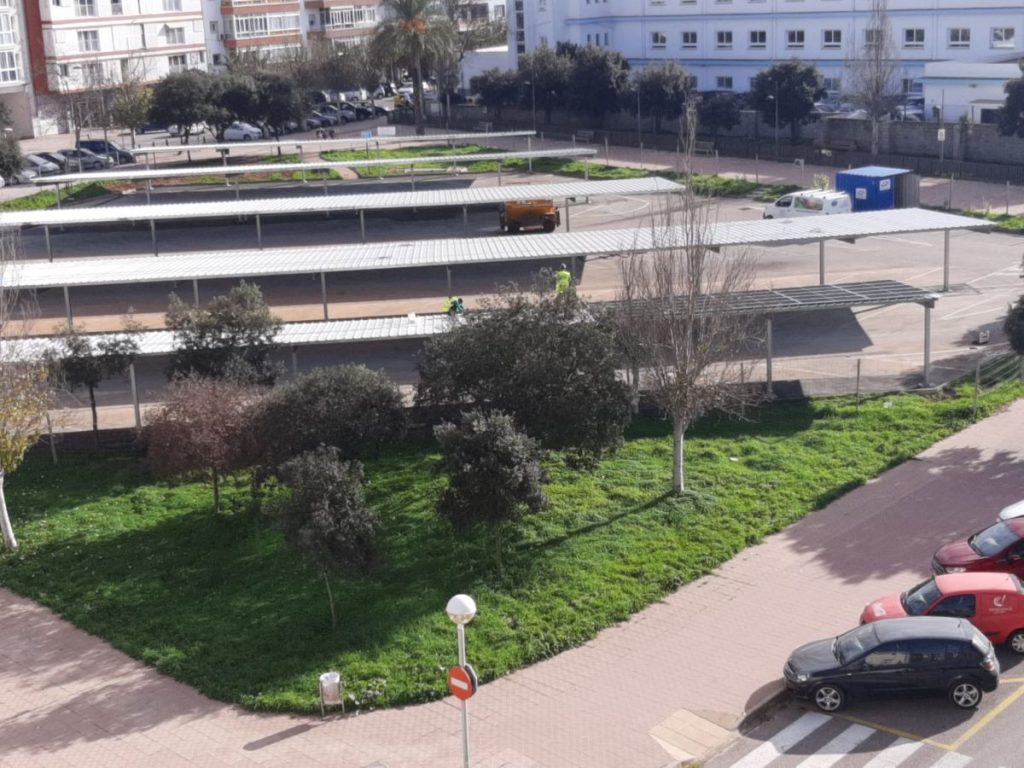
(861, 572), (1024, 652)
(933, 518), (1024, 577)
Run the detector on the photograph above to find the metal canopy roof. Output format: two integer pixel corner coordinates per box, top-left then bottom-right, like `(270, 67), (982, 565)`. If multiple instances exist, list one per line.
(0, 177), (683, 228)
(34, 148), (597, 186)
(1, 208), (989, 291)
(0, 280), (934, 361)
(133, 130), (536, 156)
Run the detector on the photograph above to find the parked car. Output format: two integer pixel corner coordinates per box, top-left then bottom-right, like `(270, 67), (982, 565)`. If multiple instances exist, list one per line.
(302, 114), (330, 131)
(784, 616), (999, 712)
(341, 88), (368, 103)
(933, 517), (1024, 577)
(310, 110), (340, 127)
(24, 154), (61, 175)
(319, 104), (354, 123)
(998, 499), (1024, 521)
(351, 102), (375, 120)
(77, 139), (135, 165)
(37, 151), (69, 171)
(763, 190), (853, 219)
(168, 123), (208, 138)
(373, 82), (396, 98)
(6, 167), (38, 184)
(57, 147), (112, 171)
(223, 121), (263, 141)
(861, 572), (1024, 653)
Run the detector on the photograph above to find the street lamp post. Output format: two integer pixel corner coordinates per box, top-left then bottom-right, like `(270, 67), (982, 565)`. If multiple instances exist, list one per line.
(446, 594), (477, 768)
(773, 81), (780, 162)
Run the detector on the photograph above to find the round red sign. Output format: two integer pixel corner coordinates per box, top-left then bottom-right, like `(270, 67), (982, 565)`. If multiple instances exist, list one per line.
(447, 664), (478, 701)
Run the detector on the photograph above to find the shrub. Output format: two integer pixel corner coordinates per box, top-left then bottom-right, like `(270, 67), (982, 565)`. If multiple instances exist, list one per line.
(1005, 295), (1024, 355)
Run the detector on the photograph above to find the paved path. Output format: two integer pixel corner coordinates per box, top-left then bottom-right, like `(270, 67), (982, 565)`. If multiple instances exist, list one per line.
(2, 397), (1022, 767)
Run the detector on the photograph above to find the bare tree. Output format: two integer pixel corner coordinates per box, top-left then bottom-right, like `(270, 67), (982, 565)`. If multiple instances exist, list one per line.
(846, 0), (903, 155)
(0, 229), (51, 551)
(615, 106), (760, 494)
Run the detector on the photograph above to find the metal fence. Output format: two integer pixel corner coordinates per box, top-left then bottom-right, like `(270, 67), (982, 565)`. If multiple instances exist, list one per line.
(967, 352), (1024, 420)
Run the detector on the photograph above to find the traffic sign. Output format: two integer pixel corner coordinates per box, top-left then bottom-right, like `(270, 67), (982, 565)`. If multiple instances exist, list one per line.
(448, 664), (478, 700)
(361, 130), (373, 139)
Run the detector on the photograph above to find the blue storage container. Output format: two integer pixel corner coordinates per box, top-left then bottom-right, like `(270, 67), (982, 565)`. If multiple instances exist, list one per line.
(834, 166), (917, 212)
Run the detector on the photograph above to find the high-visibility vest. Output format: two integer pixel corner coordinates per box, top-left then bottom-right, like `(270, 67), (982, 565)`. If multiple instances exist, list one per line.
(555, 270), (571, 293)
(443, 297), (454, 313)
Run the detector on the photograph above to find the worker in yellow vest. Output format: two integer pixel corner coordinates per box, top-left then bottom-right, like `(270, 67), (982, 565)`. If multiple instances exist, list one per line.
(554, 264), (572, 294)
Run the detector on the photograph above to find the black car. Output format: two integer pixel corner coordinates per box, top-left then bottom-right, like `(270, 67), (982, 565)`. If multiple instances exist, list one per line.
(37, 151), (69, 171)
(784, 616), (999, 712)
(351, 103), (374, 120)
(77, 139), (135, 165)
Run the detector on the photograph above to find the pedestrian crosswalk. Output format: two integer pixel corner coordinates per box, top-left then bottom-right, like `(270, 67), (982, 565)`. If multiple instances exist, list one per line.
(711, 712), (975, 768)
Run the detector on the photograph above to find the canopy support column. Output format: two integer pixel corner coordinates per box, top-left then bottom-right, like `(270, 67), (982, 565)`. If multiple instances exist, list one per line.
(55, 184), (61, 209)
(497, 160), (503, 186)
(44, 224), (53, 262)
(410, 164), (415, 191)
(446, 266), (453, 294)
(63, 286), (73, 325)
(527, 136), (533, 173)
(150, 219), (158, 257)
(923, 303), (932, 386)
(765, 316), (774, 396)
(320, 272), (329, 320)
(462, 205), (468, 237)
(255, 214), (263, 250)
(818, 240), (826, 285)
(564, 198), (571, 232)
(192, 279), (200, 306)
(145, 178), (152, 205)
(943, 230), (950, 292)
(359, 210), (366, 242)
(129, 362), (141, 433)
(291, 347), (298, 377)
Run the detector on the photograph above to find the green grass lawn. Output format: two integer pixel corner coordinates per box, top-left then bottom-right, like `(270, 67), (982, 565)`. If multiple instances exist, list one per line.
(2, 384), (1021, 713)
(958, 209), (1024, 234)
(0, 182), (110, 211)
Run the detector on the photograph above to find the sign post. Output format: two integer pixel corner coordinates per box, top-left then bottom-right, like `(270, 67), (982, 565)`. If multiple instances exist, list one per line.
(937, 127), (946, 163)
(446, 594), (477, 768)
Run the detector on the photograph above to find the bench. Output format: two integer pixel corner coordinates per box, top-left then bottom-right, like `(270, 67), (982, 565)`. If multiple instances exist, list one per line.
(475, 121), (493, 133)
(574, 130), (595, 144)
(694, 140), (715, 156)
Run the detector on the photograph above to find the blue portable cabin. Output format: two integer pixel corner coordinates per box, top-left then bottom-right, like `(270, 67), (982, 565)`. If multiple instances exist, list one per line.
(834, 166), (920, 212)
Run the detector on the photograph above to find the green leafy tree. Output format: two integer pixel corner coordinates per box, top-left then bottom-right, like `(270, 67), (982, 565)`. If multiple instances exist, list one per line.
(45, 323), (140, 445)
(435, 410), (547, 575)
(1005, 295), (1024, 354)
(145, 376), (258, 513)
(416, 289), (631, 461)
(273, 446), (379, 627)
(211, 75), (260, 137)
(998, 79), (1024, 139)
(632, 61), (690, 133)
(472, 67), (519, 120)
(0, 133), (21, 182)
(0, 363), (50, 551)
(255, 72), (302, 136)
(149, 70), (212, 144)
(568, 46), (631, 121)
(251, 365), (406, 472)
(370, 0), (457, 135)
(111, 86), (153, 148)
(516, 46), (571, 125)
(165, 281), (283, 385)
(697, 92), (742, 142)
(750, 60), (825, 142)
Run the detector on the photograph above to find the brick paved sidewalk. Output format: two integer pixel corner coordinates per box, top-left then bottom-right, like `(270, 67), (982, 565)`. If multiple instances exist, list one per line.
(3, 398), (1022, 767)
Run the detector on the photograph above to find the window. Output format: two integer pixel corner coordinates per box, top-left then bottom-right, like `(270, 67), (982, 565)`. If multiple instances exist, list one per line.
(865, 28), (880, 46)
(0, 50), (18, 83)
(716, 30), (732, 48)
(168, 53), (186, 72)
(58, 63), (69, 77)
(651, 31), (666, 48)
(650, 0), (665, 5)
(823, 77), (841, 92)
(165, 26), (184, 44)
(864, 643), (909, 669)
(82, 61), (101, 83)
(823, 29), (841, 48)
(992, 27), (1015, 48)
(681, 30), (696, 48)
(716, 76), (733, 89)
(0, 14), (15, 45)
(749, 30), (766, 48)
(603, 32), (608, 45)
(931, 595), (977, 619)
(111, 0), (123, 14)
(787, 29), (804, 48)
(75, 0), (96, 16)
(903, 28), (924, 48)
(907, 639), (946, 666)
(78, 29), (100, 52)
(901, 78), (916, 93)
(120, 58), (130, 79)
(209, 20), (217, 32)
(494, 4), (504, 18)
(948, 28), (969, 48)
(162, 0), (181, 10)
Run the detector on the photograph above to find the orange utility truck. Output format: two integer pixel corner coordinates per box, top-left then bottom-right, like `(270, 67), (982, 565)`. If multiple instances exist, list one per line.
(499, 199), (560, 233)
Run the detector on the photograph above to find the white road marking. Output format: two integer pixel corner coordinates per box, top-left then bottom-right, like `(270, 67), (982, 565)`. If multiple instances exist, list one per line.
(860, 737), (924, 768)
(967, 263), (1023, 286)
(873, 235), (933, 247)
(728, 712), (831, 768)
(940, 298), (997, 320)
(930, 752), (972, 768)
(794, 724), (875, 768)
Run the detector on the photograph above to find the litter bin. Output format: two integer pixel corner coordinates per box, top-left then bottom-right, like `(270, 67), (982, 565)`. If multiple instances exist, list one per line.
(319, 671), (344, 716)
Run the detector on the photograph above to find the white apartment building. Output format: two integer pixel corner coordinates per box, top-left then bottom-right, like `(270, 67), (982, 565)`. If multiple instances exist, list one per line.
(0, 0), (34, 136)
(509, 0), (1024, 97)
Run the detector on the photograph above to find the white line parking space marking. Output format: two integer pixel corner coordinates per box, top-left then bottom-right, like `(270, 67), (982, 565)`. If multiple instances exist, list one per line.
(794, 724), (875, 768)
(729, 712), (831, 768)
(931, 752), (973, 768)
(873, 235), (933, 248)
(860, 737), (924, 768)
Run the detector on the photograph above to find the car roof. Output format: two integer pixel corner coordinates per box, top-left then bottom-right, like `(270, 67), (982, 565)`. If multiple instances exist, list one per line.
(872, 616), (972, 642)
(999, 499), (1024, 519)
(936, 572), (1022, 594)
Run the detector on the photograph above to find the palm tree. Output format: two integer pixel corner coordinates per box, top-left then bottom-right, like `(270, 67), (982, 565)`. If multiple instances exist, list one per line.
(371, 0), (456, 135)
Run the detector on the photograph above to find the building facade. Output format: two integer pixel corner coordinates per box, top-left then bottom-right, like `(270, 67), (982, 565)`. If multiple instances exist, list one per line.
(509, 0), (1024, 97)
(0, 0), (34, 136)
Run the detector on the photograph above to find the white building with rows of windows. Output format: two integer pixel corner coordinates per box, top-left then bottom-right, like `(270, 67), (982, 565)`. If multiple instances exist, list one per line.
(509, 0), (1024, 97)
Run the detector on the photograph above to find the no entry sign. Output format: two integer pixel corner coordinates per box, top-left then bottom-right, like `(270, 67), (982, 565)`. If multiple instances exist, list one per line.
(448, 664), (478, 701)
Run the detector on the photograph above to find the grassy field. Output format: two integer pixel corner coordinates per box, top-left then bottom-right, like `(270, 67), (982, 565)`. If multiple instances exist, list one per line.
(959, 209), (1024, 234)
(0, 182), (110, 211)
(2, 384), (1021, 713)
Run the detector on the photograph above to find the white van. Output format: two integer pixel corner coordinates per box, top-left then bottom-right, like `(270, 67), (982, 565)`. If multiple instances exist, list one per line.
(762, 190), (852, 219)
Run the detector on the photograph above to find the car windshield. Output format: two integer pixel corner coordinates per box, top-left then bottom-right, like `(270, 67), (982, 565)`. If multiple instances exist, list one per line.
(969, 521), (1021, 556)
(835, 623), (878, 665)
(901, 578), (942, 615)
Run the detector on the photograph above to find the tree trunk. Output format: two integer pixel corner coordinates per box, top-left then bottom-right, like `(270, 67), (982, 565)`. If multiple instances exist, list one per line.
(870, 119), (880, 155)
(322, 569), (337, 629)
(88, 384), (99, 446)
(630, 362), (641, 414)
(495, 523), (504, 577)
(212, 469), (220, 513)
(672, 420), (686, 495)
(0, 472), (17, 551)
(414, 56), (426, 136)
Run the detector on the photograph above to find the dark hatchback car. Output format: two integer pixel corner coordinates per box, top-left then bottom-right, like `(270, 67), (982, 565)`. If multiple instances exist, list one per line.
(77, 139), (135, 165)
(933, 517), (1024, 577)
(784, 616), (999, 712)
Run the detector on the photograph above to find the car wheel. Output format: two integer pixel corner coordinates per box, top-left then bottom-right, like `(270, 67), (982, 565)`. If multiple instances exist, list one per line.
(242, 135), (252, 141)
(949, 680), (983, 709)
(508, 222), (521, 234)
(764, 214), (774, 219)
(812, 683), (845, 712)
(542, 220), (556, 233)
(1009, 629), (1024, 654)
